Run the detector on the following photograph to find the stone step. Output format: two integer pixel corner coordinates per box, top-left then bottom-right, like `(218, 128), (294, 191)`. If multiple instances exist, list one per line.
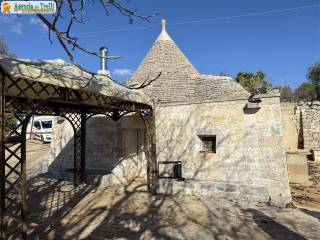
(286, 151), (311, 186)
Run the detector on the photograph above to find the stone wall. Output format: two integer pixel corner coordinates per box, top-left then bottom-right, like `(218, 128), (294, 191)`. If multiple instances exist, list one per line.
(49, 113), (147, 186)
(156, 96), (291, 205)
(280, 103), (300, 150)
(48, 96), (294, 205)
(298, 102), (320, 150)
(313, 150), (320, 162)
(280, 102), (320, 151)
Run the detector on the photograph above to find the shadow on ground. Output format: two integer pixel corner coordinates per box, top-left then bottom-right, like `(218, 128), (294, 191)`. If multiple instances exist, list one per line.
(26, 173), (320, 240)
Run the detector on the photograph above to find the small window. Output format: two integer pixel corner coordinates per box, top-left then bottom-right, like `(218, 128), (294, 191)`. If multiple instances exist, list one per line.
(200, 136), (216, 153)
(33, 121), (41, 130)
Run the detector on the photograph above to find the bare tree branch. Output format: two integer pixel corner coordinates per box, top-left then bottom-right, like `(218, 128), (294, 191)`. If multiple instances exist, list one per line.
(33, 0), (158, 84)
(0, 0), (159, 88)
(125, 72), (161, 89)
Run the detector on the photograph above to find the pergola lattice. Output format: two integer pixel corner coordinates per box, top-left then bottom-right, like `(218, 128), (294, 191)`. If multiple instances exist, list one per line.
(0, 58), (158, 240)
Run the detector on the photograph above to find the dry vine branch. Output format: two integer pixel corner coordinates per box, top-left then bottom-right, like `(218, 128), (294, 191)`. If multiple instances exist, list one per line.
(0, 0), (159, 85)
(39, 0), (157, 71)
(125, 71), (162, 89)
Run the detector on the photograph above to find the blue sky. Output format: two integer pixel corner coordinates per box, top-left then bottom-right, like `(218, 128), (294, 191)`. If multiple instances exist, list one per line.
(0, 0), (319, 89)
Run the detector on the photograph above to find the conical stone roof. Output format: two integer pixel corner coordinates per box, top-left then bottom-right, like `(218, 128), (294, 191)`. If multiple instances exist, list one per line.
(127, 19), (249, 104)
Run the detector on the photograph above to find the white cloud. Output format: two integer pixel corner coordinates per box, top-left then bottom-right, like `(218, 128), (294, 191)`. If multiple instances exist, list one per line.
(0, 16), (13, 23)
(29, 17), (47, 30)
(113, 68), (133, 76)
(10, 22), (23, 35)
(0, 16), (23, 34)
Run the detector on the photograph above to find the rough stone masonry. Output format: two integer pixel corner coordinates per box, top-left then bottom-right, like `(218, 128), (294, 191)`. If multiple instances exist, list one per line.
(298, 101), (320, 150)
(281, 101), (320, 152)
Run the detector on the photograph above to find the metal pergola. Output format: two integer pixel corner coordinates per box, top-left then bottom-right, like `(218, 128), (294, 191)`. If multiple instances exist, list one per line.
(0, 58), (158, 239)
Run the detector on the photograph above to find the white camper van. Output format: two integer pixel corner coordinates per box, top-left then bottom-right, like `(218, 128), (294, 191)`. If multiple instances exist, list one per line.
(27, 116), (53, 143)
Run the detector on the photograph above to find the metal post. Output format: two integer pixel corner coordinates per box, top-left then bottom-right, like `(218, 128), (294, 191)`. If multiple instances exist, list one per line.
(0, 70), (6, 240)
(80, 108), (86, 183)
(21, 134), (27, 239)
(100, 47), (108, 71)
(73, 125), (81, 186)
(21, 116), (30, 240)
(73, 109), (86, 186)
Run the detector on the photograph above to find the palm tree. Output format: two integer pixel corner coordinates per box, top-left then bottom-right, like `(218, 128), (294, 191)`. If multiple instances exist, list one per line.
(235, 71), (272, 94)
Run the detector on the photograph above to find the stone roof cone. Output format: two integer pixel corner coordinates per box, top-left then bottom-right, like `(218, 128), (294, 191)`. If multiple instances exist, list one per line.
(130, 19), (199, 79)
(127, 19), (200, 102)
(127, 19), (249, 104)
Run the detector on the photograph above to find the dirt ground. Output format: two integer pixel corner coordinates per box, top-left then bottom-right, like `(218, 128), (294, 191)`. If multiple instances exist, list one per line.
(25, 141), (320, 240)
(26, 140), (50, 178)
(290, 161), (320, 209)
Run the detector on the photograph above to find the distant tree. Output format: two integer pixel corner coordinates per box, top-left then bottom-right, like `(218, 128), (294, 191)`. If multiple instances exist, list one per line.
(218, 72), (231, 77)
(235, 71), (272, 94)
(0, 37), (17, 129)
(294, 82), (317, 101)
(0, 36), (15, 57)
(307, 61), (320, 100)
(5, 114), (17, 131)
(279, 85), (294, 102)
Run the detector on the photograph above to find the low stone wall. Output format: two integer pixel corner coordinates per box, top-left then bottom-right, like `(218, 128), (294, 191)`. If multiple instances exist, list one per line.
(298, 101), (320, 150)
(281, 101), (320, 152)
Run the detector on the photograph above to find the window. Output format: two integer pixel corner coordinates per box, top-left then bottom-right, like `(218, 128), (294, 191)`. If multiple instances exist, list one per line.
(200, 136), (216, 153)
(33, 121), (41, 130)
(41, 120), (52, 129)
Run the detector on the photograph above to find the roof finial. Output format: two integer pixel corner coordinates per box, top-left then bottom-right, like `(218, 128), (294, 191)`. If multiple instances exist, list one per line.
(156, 18), (172, 41)
(161, 19), (166, 32)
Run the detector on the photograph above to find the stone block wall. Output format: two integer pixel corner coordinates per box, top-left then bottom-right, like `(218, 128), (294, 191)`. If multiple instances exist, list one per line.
(312, 150), (320, 162)
(156, 96), (291, 204)
(298, 102), (320, 150)
(49, 113), (147, 186)
(281, 102), (320, 151)
(47, 96), (302, 205)
(280, 103), (300, 150)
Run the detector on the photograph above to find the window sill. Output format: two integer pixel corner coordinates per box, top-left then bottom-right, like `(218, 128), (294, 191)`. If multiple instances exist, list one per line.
(199, 150), (216, 154)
